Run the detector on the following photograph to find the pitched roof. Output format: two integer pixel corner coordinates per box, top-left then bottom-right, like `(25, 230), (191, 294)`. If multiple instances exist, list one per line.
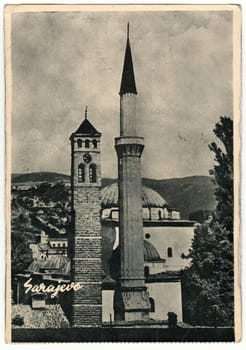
(26, 256), (70, 275)
(74, 118), (101, 136)
(119, 35), (137, 96)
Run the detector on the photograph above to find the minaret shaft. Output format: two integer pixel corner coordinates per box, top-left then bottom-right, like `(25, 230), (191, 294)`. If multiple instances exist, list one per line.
(118, 147), (145, 287)
(120, 94), (137, 136)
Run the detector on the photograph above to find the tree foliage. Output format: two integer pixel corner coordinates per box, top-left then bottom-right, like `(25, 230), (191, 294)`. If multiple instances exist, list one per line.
(209, 116), (233, 238)
(182, 116), (234, 326)
(11, 230), (33, 277)
(188, 209), (213, 224)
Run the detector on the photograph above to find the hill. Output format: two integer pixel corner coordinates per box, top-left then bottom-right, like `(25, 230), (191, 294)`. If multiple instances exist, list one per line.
(12, 172), (216, 219)
(12, 172), (70, 183)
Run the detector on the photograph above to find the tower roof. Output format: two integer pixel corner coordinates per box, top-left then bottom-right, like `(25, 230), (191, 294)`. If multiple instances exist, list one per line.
(119, 24), (137, 96)
(71, 106), (101, 137)
(74, 118), (101, 136)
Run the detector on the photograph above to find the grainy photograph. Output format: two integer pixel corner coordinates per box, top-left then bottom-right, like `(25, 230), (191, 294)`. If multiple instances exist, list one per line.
(5, 4), (241, 342)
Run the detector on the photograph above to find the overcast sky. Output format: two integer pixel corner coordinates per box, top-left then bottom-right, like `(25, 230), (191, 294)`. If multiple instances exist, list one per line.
(11, 10), (233, 179)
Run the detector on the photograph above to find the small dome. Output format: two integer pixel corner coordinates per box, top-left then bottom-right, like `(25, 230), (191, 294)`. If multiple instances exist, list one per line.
(144, 240), (162, 262)
(101, 183), (167, 208)
(109, 239), (163, 279)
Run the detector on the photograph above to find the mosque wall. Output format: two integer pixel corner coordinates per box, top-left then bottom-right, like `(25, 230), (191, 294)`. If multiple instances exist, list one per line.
(102, 290), (114, 322)
(147, 281), (183, 322)
(143, 226), (194, 271)
(102, 281), (183, 323)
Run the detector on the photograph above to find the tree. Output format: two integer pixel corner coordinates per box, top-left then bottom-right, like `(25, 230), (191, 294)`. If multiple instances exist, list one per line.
(188, 209), (213, 224)
(11, 230), (33, 277)
(182, 116), (234, 326)
(209, 116), (233, 238)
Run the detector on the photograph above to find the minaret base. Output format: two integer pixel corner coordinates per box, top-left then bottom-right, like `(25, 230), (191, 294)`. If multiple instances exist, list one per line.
(114, 287), (150, 322)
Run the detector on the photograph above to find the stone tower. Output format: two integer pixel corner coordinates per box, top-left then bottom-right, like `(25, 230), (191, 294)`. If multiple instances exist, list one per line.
(69, 107), (102, 326)
(114, 25), (150, 321)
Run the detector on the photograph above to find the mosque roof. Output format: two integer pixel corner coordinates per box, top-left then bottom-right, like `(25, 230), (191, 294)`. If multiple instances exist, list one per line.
(109, 239), (164, 280)
(101, 183), (168, 208)
(144, 240), (164, 262)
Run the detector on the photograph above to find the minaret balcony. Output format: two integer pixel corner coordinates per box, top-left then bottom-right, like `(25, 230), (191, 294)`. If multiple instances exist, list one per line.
(115, 136), (144, 158)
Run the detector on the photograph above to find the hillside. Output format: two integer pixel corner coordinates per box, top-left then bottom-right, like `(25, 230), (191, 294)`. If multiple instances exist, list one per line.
(12, 172), (70, 183)
(12, 172), (216, 219)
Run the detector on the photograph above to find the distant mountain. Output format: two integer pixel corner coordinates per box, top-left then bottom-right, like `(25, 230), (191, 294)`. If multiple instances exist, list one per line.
(12, 172), (70, 183)
(12, 172), (216, 219)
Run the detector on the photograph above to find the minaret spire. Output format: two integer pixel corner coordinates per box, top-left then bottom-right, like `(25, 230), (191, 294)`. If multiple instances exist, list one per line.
(85, 105), (88, 119)
(119, 23), (137, 96)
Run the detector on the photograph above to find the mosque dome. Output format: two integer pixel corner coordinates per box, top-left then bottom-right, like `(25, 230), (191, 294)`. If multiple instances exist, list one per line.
(144, 240), (163, 262)
(109, 239), (163, 280)
(101, 183), (167, 208)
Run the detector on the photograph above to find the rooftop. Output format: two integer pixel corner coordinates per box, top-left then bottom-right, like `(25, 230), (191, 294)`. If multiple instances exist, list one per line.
(12, 304), (70, 329)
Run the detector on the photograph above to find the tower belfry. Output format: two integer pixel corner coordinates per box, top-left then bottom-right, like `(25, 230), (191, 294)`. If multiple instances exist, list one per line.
(114, 25), (150, 321)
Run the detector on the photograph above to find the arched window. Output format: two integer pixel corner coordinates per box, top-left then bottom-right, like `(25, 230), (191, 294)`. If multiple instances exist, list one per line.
(85, 139), (90, 148)
(144, 266), (149, 277)
(78, 163), (85, 182)
(89, 164), (97, 183)
(92, 139), (97, 148)
(167, 247), (173, 258)
(77, 139), (82, 148)
(149, 298), (155, 312)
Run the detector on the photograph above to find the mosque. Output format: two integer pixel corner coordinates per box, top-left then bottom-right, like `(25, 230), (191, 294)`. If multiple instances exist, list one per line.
(68, 25), (195, 326)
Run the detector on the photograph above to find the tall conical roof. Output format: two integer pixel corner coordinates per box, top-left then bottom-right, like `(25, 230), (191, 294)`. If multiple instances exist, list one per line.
(119, 24), (137, 96)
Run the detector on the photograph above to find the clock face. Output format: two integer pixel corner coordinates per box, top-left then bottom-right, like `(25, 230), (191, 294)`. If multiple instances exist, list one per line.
(83, 153), (92, 163)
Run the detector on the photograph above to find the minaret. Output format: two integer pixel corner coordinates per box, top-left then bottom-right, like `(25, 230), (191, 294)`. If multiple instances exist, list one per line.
(114, 24), (150, 321)
(69, 107), (102, 326)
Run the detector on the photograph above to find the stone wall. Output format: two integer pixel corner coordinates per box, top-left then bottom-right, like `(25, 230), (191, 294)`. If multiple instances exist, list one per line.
(70, 186), (102, 326)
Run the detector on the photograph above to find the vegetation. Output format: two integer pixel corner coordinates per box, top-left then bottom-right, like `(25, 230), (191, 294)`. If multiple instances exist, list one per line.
(11, 229), (33, 276)
(11, 182), (70, 280)
(188, 209), (213, 224)
(182, 116), (234, 326)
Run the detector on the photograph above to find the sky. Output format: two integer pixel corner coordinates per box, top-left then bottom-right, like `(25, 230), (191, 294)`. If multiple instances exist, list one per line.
(10, 9), (233, 179)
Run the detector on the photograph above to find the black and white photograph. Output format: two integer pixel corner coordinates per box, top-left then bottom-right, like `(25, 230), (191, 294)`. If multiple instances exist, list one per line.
(5, 4), (241, 342)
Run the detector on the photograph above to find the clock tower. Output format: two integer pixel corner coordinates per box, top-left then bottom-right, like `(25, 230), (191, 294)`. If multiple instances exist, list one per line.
(69, 106), (102, 326)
